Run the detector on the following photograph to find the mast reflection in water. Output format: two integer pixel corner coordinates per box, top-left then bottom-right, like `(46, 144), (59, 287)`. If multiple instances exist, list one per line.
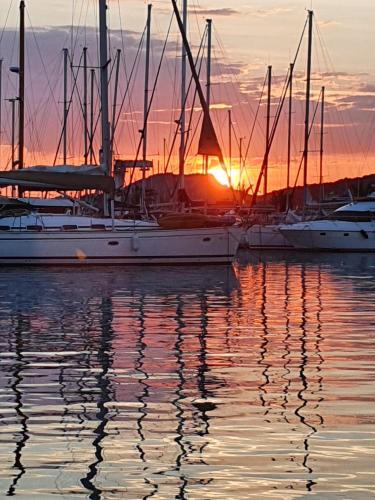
(0, 255), (374, 499)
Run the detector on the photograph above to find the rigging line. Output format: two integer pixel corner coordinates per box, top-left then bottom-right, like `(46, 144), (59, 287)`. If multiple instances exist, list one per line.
(26, 10), (60, 118)
(250, 16), (309, 202)
(166, 36), (180, 160)
(123, 13), (175, 205)
(184, 26), (207, 160)
(117, 51), (142, 156)
(250, 66), (293, 203)
(315, 20), (365, 169)
(212, 26), (257, 126)
(70, 0), (85, 62)
(0, 0), (14, 46)
(243, 72), (267, 164)
(163, 26), (208, 178)
(112, 26), (146, 139)
(168, 38), (207, 199)
(290, 88), (323, 197)
(53, 50), (84, 165)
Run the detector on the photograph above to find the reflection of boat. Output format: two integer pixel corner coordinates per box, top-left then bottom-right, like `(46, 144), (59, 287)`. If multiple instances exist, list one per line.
(280, 198), (375, 251)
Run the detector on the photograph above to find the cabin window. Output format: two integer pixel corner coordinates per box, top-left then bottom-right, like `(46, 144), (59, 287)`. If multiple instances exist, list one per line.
(108, 241), (119, 246)
(319, 232), (326, 236)
(203, 237), (211, 242)
(62, 225), (78, 231)
(0, 225), (10, 231)
(91, 224), (107, 230)
(26, 225), (43, 231)
(344, 233), (349, 236)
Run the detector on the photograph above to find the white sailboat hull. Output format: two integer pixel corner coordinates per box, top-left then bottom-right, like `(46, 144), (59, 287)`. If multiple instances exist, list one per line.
(0, 222), (241, 265)
(280, 220), (375, 251)
(244, 224), (293, 249)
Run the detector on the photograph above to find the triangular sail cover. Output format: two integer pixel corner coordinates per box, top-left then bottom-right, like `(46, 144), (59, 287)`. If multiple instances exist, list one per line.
(197, 114), (223, 158)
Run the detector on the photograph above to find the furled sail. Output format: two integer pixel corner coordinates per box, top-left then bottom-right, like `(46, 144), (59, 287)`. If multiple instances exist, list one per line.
(0, 169), (114, 193)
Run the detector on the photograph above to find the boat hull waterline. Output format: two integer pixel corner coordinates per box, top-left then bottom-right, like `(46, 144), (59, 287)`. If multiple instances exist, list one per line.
(280, 221), (375, 251)
(244, 224), (293, 249)
(0, 226), (241, 265)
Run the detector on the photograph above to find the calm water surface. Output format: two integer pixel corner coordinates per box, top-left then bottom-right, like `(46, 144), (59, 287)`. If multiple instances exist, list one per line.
(0, 251), (374, 499)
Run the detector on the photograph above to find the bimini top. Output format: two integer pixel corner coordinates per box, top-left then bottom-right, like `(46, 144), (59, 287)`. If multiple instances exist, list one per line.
(0, 165), (114, 193)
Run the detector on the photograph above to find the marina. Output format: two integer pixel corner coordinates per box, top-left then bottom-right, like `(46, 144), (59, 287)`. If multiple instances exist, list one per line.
(0, 0), (374, 498)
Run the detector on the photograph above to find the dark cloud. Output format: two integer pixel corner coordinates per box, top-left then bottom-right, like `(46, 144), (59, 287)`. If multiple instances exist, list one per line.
(189, 8), (239, 17)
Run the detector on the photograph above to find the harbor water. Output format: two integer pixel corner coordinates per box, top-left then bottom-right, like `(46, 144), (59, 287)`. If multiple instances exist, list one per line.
(0, 251), (374, 498)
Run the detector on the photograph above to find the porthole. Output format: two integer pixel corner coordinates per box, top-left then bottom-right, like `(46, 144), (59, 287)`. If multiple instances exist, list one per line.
(344, 233), (349, 236)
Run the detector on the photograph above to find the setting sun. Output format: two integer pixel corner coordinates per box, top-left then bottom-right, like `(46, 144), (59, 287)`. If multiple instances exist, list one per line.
(209, 166), (241, 188)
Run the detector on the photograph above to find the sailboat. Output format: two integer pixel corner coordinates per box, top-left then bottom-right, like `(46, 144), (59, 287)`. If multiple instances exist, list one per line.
(244, 11), (315, 250)
(0, 0), (241, 265)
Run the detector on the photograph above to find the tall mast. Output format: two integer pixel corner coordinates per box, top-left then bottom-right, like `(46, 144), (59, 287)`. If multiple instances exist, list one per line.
(63, 47), (69, 164)
(178, 0), (187, 190)
(141, 4), (152, 213)
(319, 86), (325, 206)
(287, 62), (294, 192)
(204, 18), (212, 175)
(99, 0), (111, 177)
(303, 10), (313, 212)
(18, 0), (25, 171)
(89, 68), (95, 164)
(10, 98), (16, 196)
(264, 65), (271, 197)
(83, 47), (88, 164)
(111, 48), (121, 148)
(228, 109), (232, 184)
(143, 4), (152, 162)
(0, 59), (2, 166)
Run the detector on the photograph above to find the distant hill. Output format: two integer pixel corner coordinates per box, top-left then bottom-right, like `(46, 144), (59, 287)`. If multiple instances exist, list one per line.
(124, 173), (236, 205)
(123, 172), (375, 208)
(264, 173), (375, 211)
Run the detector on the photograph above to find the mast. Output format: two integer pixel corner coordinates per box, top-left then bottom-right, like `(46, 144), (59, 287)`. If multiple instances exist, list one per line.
(99, 0), (111, 177)
(319, 86), (325, 206)
(111, 48), (121, 148)
(143, 4), (152, 162)
(10, 98), (16, 197)
(18, 0), (25, 172)
(63, 47), (69, 164)
(141, 4), (152, 213)
(0, 59), (2, 166)
(287, 62), (294, 192)
(228, 109), (232, 185)
(204, 18), (212, 175)
(178, 0), (187, 190)
(303, 10), (313, 212)
(83, 47), (88, 164)
(90, 68), (95, 164)
(264, 64), (271, 197)
(99, 0), (112, 216)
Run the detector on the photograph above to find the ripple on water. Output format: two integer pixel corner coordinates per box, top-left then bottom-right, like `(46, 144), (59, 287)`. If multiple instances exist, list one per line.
(0, 254), (374, 498)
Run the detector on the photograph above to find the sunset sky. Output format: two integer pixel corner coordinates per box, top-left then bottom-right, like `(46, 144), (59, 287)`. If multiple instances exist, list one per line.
(1, 0), (374, 192)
